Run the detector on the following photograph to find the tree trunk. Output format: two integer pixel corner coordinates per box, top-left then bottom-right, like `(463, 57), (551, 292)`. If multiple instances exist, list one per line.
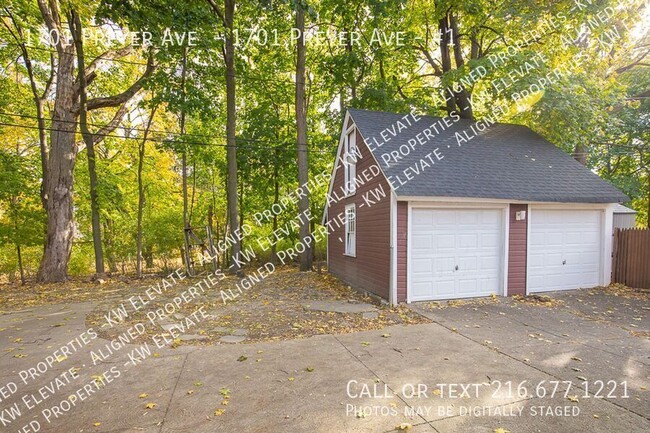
(449, 13), (474, 120)
(439, 15), (457, 115)
(70, 10), (105, 276)
(225, 0), (242, 276)
(2, 9), (52, 209)
(136, 105), (156, 278)
(35, 0), (154, 282)
(295, 4), (312, 272)
(179, 47), (193, 275)
(37, 34), (77, 282)
(271, 148), (280, 265)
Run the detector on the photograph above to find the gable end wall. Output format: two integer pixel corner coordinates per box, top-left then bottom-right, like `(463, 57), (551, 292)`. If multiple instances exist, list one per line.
(327, 127), (391, 300)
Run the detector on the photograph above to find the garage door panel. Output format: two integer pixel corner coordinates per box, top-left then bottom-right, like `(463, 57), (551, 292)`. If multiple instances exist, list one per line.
(412, 234), (433, 251)
(458, 256), (477, 271)
(410, 208), (503, 301)
(435, 234), (455, 250)
(434, 279), (455, 297)
(458, 278), (478, 294)
(459, 233), (478, 248)
(481, 255), (500, 270)
(529, 209), (602, 293)
(412, 258), (432, 273)
(434, 257), (455, 273)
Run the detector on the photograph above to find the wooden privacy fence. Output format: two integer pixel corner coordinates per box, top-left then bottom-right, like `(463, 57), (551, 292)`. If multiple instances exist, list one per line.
(612, 228), (650, 288)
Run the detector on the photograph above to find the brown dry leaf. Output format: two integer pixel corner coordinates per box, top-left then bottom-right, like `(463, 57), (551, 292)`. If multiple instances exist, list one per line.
(571, 357), (582, 362)
(92, 375), (105, 387)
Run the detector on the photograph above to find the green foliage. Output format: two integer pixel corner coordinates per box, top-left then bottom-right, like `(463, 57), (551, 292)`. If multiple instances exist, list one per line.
(0, 0), (648, 280)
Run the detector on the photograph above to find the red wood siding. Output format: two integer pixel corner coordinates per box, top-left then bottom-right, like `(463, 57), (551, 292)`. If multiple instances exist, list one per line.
(327, 128), (391, 299)
(396, 202), (408, 302)
(508, 204), (528, 296)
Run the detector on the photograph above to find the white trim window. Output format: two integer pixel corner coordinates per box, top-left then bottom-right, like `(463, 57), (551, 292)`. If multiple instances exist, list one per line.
(343, 129), (357, 196)
(345, 204), (356, 256)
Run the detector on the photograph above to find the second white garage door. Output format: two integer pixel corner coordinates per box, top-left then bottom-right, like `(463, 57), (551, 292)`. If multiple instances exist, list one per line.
(528, 209), (602, 293)
(410, 208), (503, 301)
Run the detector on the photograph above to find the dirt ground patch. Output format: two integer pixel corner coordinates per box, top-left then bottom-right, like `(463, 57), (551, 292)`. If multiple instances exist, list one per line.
(82, 267), (428, 345)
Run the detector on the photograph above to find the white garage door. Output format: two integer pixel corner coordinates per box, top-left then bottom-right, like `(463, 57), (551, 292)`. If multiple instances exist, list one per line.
(410, 208), (503, 301)
(528, 209), (602, 293)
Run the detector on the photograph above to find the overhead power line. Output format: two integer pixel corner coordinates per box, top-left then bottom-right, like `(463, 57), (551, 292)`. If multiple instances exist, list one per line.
(0, 121), (333, 153)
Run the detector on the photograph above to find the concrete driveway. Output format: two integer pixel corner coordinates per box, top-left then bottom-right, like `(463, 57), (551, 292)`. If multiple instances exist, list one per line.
(0, 288), (648, 432)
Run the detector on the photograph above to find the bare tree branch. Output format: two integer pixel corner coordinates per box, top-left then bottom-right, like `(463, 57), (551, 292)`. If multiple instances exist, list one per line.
(85, 53), (156, 112)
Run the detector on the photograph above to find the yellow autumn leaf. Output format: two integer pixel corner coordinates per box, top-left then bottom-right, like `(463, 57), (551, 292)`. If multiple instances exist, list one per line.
(396, 423), (412, 430)
(214, 409), (225, 416)
(507, 89), (545, 116)
(93, 422), (101, 427)
(567, 395), (579, 403)
(138, 393), (148, 399)
(494, 429), (510, 433)
(145, 403), (157, 409)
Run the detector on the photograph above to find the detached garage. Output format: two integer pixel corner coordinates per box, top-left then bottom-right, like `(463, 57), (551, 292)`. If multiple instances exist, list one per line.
(324, 109), (629, 304)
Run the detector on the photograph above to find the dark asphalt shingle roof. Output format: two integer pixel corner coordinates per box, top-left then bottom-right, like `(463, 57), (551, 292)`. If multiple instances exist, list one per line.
(348, 108), (628, 203)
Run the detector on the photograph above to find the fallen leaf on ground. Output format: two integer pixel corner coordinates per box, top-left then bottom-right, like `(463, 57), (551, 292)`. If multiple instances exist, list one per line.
(396, 423), (412, 430)
(138, 393), (148, 399)
(145, 403), (157, 409)
(237, 355), (247, 362)
(567, 395), (579, 403)
(214, 409), (225, 416)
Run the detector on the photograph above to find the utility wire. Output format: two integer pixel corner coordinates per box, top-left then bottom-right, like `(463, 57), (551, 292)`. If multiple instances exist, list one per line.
(0, 121), (333, 153)
(0, 111), (302, 145)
